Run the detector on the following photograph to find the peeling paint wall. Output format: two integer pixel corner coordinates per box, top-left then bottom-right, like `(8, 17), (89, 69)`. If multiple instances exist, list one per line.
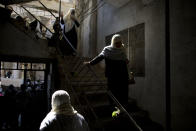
(103, 0), (132, 8)
(76, 0), (97, 57)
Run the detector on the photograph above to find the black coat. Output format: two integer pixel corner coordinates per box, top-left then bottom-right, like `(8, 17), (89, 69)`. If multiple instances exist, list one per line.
(90, 51), (129, 105)
(60, 19), (80, 54)
(90, 54), (129, 79)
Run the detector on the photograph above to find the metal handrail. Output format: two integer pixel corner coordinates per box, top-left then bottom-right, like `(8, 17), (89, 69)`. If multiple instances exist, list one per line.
(59, 0), (61, 22)
(86, 65), (143, 131)
(9, 7), (47, 40)
(57, 55), (100, 120)
(38, 0), (57, 19)
(107, 90), (143, 131)
(51, 2), (142, 127)
(73, 59), (105, 89)
(57, 55), (85, 114)
(61, 29), (77, 53)
(62, 55), (142, 130)
(58, 56), (97, 123)
(61, 53), (142, 130)
(55, 43), (142, 130)
(83, 92), (99, 120)
(11, 7), (23, 19)
(21, 5), (53, 35)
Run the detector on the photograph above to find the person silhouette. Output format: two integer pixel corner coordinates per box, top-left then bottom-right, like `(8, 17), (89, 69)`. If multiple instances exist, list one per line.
(40, 90), (89, 131)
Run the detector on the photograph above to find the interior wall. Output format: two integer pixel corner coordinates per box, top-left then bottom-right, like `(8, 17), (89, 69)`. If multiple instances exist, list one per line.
(69, 0), (196, 130)
(170, 0), (196, 130)
(96, 0), (166, 128)
(0, 15), (56, 113)
(76, 0), (98, 57)
(0, 20), (51, 59)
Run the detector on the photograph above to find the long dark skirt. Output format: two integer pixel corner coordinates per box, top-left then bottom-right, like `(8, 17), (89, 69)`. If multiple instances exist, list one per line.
(107, 77), (128, 107)
(62, 26), (78, 54)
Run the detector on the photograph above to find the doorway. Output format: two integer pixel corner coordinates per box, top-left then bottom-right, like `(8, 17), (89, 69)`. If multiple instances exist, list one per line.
(0, 62), (47, 90)
(0, 60), (51, 130)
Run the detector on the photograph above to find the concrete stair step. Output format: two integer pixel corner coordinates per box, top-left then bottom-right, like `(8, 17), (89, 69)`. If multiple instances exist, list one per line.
(89, 111), (143, 131)
(102, 115), (139, 131)
(93, 105), (116, 119)
(56, 55), (162, 131)
(85, 91), (110, 107)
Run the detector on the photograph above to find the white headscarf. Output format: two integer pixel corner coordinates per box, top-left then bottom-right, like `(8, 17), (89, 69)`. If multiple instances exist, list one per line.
(100, 34), (127, 60)
(51, 90), (77, 115)
(111, 34), (123, 48)
(63, 8), (76, 33)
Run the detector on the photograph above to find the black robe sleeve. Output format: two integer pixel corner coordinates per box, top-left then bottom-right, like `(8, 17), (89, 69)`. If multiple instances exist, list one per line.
(60, 18), (64, 24)
(74, 20), (80, 27)
(90, 54), (104, 65)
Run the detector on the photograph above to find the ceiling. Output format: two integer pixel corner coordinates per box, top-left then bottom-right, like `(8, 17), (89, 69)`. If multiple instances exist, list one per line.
(1, 0), (74, 14)
(2, 0), (75, 32)
(21, 0), (74, 14)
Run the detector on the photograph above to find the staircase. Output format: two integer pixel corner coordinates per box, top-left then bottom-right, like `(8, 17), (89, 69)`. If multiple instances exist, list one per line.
(56, 55), (164, 131)
(1, 6), (164, 131)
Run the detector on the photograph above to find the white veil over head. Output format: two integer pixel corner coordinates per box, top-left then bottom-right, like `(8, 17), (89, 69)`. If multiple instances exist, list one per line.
(51, 90), (77, 115)
(63, 8), (76, 33)
(111, 34), (123, 48)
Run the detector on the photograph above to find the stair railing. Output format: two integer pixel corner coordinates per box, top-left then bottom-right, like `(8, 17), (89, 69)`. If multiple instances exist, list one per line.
(61, 31), (77, 53)
(60, 55), (142, 131)
(38, 0), (57, 19)
(54, 33), (142, 130)
(57, 55), (87, 116)
(54, 54), (98, 121)
(70, 58), (106, 91)
(107, 90), (143, 131)
(21, 5), (54, 35)
(8, 7), (47, 40)
(39, 1), (142, 128)
(11, 7), (23, 19)
(82, 92), (99, 120)
(86, 64), (143, 131)
(62, 58), (99, 123)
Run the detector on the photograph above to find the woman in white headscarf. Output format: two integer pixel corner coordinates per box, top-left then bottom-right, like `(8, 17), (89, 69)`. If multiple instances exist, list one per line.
(39, 90), (89, 131)
(60, 8), (80, 55)
(84, 34), (129, 107)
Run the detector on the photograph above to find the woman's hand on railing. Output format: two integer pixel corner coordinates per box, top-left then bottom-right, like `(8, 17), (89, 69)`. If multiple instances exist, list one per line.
(70, 15), (77, 21)
(83, 61), (90, 66)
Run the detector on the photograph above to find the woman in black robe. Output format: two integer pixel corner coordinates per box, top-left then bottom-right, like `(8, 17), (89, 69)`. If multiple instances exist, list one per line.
(84, 34), (129, 107)
(60, 8), (80, 55)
